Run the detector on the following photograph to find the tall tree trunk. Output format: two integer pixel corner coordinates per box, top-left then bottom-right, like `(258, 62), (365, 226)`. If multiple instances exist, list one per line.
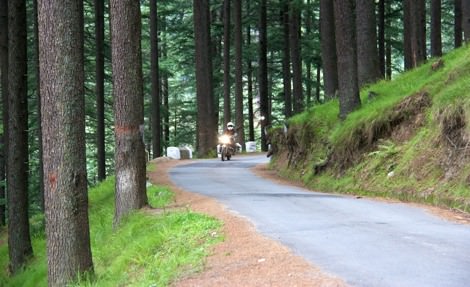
(290, 0), (303, 113)
(333, 0), (361, 119)
(110, 0), (148, 226)
(95, 0), (106, 180)
(234, 0), (245, 149)
(282, 1), (292, 118)
(161, 19), (170, 148)
(0, 0), (8, 227)
(305, 0), (313, 105)
(356, 0), (380, 88)
(259, 0), (269, 151)
(150, 0), (161, 158)
(223, 0), (231, 125)
(403, 0), (412, 70)
(385, 0), (392, 79)
(431, 0), (442, 57)
(405, 0), (426, 68)
(38, 0), (94, 284)
(8, 0), (33, 274)
(194, 0), (217, 156)
(316, 65), (321, 103)
(455, 0), (462, 47)
(463, 0), (470, 42)
(378, 0), (385, 77)
(33, 0), (44, 211)
(356, 0), (381, 87)
(320, 0), (338, 100)
(246, 0), (255, 142)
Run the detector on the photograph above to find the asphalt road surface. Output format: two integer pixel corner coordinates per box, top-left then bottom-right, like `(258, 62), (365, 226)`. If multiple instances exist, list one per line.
(169, 154), (470, 287)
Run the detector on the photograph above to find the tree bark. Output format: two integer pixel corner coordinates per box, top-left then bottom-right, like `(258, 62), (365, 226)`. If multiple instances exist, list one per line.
(259, 0), (269, 151)
(455, 0), (462, 47)
(234, 0), (245, 149)
(404, 0), (426, 69)
(356, 0), (381, 87)
(110, 0), (148, 226)
(223, 0), (231, 125)
(320, 0), (338, 100)
(290, 0), (303, 113)
(246, 0), (255, 142)
(385, 0), (392, 79)
(333, 0), (361, 119)
(150, 0), (161, 158)
(8, 0), (33, 274)
(33, 0), (45, 211)
(95, 0), (106, 180)
(38, 0), (94, 284)
(463, 0), (470, 42)
(193, 0), (217, 156)
(431, 0), (442, 57)
(378, 0), (385, 77)
(0, 0), (7, 227)
(282, 1), (292, 117)
(403, 0), (412, 70)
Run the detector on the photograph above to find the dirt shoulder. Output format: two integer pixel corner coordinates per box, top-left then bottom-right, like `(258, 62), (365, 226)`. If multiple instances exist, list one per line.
(147, 157), (346, 287)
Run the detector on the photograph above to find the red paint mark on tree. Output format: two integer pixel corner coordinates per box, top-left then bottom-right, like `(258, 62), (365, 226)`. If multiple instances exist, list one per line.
(48, 172), (57, 192)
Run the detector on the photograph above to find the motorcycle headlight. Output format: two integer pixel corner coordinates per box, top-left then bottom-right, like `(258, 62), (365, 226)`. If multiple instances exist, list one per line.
(219, 135), (230, 144)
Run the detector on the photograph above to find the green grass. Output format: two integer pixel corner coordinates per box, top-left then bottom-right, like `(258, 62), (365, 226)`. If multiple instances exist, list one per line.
(0, 176), (221, 287)
(272, 45), (470, 212)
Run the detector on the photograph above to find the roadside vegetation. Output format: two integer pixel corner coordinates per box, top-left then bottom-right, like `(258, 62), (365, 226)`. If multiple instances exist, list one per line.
(270, 45), (470, 213)
(0, 163), (221, 287)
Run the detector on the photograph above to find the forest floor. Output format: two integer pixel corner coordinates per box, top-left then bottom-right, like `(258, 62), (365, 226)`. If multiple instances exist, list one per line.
(148, 155), (470, 287)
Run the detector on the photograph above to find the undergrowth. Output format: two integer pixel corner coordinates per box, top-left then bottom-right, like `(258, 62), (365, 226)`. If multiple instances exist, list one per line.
(271, 45), (470, 213)
(0, 172), (221, 287)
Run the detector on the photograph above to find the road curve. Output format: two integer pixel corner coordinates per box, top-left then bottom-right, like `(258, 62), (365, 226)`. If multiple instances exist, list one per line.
(169, 154), (470, 287)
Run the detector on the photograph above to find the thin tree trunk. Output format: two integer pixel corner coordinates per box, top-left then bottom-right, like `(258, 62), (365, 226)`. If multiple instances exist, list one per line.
(223, 0), (231, 125)
(455, 0), (462, 47)
(316, 65), (321, 103)
(431, 0), (442, 57)
(356, 0), (381, 87)
(234, 0), (245, 148)
(386, 0), (392, 79)
(38, 0), (94, 284)
(0, 0), (8, 227)
(333, 0), (361, 119)
(259, 0), (269, 151)
(463, 0), (470, 42)
(110, 0), (148, 226)
(95, 0), (106, 180)
(290, 0), (303, 113)
(403, 0), (412, 70)
(305, 0), (313, 105)
(320, 0), (338, 100)
(246, 0), (255, 142)
(33, 0), (45, 211)
(8, 0), (33, 274)
(378, 0), (385, 77)
(282, 1), (292, 118)
(150, 0), (161, 158)
(194, 0), (217, 156)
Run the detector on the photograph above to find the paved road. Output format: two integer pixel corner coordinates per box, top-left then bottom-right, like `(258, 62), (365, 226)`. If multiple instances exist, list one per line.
(170, 154), (470, 287)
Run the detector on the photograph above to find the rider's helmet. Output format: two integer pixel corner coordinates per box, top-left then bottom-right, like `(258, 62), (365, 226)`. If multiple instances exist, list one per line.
(227, 122), (234, 131)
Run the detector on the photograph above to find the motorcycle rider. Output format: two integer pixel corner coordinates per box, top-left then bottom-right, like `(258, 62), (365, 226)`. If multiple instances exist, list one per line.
(223, 122), (242, 152)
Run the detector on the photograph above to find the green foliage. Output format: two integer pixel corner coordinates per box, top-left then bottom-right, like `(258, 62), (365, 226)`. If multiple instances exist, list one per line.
(272, 45), (470, 212)
(0, 177), (221, 287)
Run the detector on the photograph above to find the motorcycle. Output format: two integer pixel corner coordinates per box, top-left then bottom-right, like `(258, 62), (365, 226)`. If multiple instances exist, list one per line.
(218, 134), (236, 161)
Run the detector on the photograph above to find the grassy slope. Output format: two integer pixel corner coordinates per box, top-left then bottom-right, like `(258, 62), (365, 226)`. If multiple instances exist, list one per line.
(0, 164), (221, 287)
(271, 45), (470, 212)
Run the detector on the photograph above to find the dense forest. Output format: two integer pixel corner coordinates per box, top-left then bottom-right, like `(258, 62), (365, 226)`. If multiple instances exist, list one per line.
(1, 0), (469, 285)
